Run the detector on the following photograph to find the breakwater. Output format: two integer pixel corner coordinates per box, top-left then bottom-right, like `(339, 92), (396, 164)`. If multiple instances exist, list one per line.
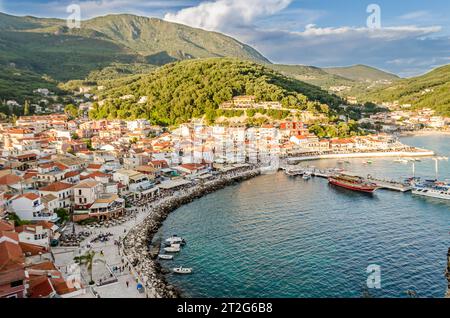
(120, 168), (261, 298)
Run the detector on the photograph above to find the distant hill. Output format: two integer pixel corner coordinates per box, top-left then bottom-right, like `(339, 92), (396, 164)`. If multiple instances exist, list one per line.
(323, 65), (399, 82)
(364, 64), (450, 116)
(0, 67), (60, 102)
(0, 12), (269, 83)
(268, 64), (356, 89)
(90, 58), (343, 125)
(267, 64), (400, 98)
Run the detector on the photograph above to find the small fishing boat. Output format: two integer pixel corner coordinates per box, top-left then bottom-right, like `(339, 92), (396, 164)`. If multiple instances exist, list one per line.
(302, 173), (312, 180)
(172, 267), (193, 275)
(166, 235), (185, 245)
(158, 254), (174, 260)
(164, 246), (181, 253)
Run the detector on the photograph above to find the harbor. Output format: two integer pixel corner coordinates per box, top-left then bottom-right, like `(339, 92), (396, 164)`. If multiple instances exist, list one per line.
(157, 135), (449, 298)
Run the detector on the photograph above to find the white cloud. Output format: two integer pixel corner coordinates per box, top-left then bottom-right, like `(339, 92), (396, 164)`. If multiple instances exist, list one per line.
(399, 10), (432, 21)
(164, 0), (292, 31)
(294, 24), (442, 40)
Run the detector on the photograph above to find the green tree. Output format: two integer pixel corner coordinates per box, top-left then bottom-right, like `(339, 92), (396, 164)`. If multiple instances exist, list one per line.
(23, 100), (30, 116)
(55, 208), (70, 223)
(65, 104), (79, 118)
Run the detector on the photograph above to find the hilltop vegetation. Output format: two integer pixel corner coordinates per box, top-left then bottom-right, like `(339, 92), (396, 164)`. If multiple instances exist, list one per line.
(90, 58), (343, 125)
(268, 64), (400, 98)
(365, 64), (450, 116)
(323, 65), (399, 82)
(0, 67), (60, 102)
(0, 12), (269, 82)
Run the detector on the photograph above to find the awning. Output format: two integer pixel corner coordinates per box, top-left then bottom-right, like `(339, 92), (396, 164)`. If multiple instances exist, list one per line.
(159, 179), (191, 190)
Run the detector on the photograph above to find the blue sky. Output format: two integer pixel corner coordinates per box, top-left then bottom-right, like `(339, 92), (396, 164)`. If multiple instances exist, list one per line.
(1, 0), (449, 77)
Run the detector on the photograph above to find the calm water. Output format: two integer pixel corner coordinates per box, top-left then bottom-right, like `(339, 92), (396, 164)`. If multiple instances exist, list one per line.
(156, 135), (450, 298)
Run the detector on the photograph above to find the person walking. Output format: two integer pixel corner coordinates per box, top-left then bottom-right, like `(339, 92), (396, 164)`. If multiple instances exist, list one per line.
(126, 280), (129, 288)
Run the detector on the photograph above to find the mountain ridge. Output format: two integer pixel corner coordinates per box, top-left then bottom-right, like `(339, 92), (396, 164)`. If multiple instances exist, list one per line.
(0, 12), (270, 82)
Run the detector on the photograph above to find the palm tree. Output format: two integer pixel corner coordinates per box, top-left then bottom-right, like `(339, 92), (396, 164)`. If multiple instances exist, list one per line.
(74, 251), (105, 285)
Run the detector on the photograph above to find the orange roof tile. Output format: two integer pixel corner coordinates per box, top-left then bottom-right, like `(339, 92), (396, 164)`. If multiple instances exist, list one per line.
(39, 181), (73, 192)
(0, 174), (21, 186)
(0, 220), (15, 232)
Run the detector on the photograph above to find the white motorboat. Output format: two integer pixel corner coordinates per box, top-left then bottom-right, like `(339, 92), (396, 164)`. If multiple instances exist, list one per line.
(166, 235), (185, 244)
(394, 158), (409, 164)
(412, 181), (450, 201)
(302, 173), (312, 180)
(158, 254), (174, 260)
(164, 246), (181, 253)
(172, 267), (193, 274)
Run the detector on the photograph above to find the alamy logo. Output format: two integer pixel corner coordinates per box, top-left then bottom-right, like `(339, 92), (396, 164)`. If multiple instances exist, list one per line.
(366, 264), (382, 289)
(367, 4), (381, 29)
(67, 4), (81, 29)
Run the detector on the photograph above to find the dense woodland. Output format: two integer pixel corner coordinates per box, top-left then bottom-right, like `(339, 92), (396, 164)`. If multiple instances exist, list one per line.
(90, 58), (342, 126)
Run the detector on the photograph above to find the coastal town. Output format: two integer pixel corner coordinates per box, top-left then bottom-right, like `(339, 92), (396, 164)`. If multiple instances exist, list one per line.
(0, 97), (443, 298)
(1, 0), (450, 305)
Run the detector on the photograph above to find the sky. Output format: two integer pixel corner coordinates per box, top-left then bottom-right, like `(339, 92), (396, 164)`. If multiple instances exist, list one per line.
(1, 0), (450, 77)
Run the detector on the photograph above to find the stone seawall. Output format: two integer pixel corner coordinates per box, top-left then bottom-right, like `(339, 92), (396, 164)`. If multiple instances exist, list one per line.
(121, 169), (261, 298)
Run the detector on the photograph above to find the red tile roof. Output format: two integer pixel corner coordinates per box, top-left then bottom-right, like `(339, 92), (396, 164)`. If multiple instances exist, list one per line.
(27, 276), (54, 298)
(16, 193), (40, 201)
(64, 171), (80, 179)
(0, 174), (21, 186)
(19, 242), (48, 256)
(39, 181), (73, 192)
(0, 231), (19, 242)
(0, 220), (15, 232)
(0, 241), (24, 272)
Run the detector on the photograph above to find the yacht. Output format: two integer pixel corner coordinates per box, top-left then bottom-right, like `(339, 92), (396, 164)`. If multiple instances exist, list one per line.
(412, 181), (450, 201)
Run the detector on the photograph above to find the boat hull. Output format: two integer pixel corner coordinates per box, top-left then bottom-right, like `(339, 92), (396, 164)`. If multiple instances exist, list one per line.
(412, 189), (450, 200)
(329, 178), (378, 193)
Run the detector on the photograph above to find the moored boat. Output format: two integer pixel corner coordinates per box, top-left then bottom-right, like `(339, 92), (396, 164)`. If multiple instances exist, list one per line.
(328, 174), (379, 193)
(158, 254), (174, 260)
(172, 266), (193, 274)
(412, 180), (450, 201)
(164, 246), (181, 253)
(166, 235), (185, 245)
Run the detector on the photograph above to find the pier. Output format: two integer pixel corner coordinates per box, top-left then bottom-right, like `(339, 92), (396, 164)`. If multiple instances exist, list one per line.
(283, 167), (413, 192)
(366, 177), (412, 192)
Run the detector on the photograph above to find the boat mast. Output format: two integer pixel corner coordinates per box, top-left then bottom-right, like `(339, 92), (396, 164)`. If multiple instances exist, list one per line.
(433, 158), (439, 181)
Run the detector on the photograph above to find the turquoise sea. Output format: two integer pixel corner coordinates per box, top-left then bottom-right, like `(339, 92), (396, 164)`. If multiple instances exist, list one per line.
(155, 135), (450, 298)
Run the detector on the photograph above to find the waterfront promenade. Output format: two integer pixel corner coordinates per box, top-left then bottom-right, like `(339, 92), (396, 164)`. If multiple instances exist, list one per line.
(53, 166), (260, 298)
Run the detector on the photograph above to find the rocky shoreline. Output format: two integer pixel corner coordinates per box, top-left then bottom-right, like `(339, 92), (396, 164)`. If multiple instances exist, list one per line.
(120, 168), (261, 298)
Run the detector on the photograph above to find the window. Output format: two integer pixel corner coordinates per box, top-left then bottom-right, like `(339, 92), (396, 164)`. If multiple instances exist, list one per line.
(10, 280), (23, 288)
